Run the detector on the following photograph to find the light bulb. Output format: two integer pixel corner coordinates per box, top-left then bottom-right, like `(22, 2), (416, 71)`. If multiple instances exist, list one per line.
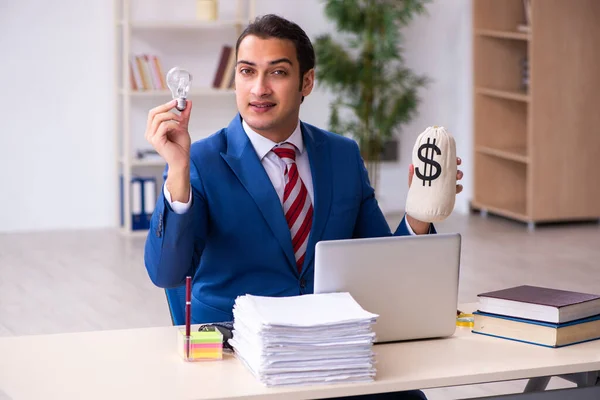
(166, 66), (193, 111)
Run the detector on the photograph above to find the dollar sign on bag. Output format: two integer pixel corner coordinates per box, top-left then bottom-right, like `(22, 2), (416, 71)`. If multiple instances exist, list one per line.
(415, 138), (441, 186)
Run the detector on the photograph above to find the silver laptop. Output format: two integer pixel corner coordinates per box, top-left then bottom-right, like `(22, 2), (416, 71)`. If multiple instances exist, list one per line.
(313, 233), (461, 343)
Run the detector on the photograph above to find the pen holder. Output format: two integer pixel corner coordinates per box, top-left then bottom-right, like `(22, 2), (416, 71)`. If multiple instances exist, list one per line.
(177, 327), (223, 361)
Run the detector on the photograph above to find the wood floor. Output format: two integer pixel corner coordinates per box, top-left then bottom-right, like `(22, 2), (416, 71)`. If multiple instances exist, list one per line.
(1, 212), (598, 399)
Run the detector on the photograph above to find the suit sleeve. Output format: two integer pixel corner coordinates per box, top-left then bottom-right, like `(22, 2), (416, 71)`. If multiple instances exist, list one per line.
(144, 158), (208, 288)
(393, 214), (437, 235)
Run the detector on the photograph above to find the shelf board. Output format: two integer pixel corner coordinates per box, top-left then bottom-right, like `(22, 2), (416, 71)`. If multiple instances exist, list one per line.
(476, 87), (530, 103)
(120, 88), (235, 97)
(133, 159), (165, 167)
(120, 20), (243, 30)
(476, 146), (529, 164)
(475, 29), (530, 41)
(120, 157), (166, 167)
(471, 200), (529, 222)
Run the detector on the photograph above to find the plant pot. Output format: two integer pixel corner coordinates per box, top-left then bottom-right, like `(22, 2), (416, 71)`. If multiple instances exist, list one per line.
(196, 0), (218, 21)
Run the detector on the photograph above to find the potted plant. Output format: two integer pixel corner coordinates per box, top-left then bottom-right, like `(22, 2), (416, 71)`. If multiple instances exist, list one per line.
(314, 0), (430, 190)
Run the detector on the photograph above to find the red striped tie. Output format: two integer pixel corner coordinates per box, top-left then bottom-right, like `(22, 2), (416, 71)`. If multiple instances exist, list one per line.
(272, 143), (313, 274)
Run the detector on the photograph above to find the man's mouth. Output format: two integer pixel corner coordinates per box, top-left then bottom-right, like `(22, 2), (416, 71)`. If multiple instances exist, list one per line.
(250, 102), (276, 109)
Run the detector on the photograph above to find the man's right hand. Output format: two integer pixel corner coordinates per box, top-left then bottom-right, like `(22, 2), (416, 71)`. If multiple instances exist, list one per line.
(145, 99), (193, 202)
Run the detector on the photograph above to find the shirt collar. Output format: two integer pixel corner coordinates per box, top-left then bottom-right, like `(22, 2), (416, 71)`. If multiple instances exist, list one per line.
(242, 119), (304, 160)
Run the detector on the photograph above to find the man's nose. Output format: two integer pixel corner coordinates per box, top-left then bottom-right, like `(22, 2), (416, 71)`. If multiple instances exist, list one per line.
(251, 76), (271, 97)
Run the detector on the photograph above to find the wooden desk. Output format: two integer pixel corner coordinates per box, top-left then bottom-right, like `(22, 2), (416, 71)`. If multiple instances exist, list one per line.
(1, 318), (599, 399)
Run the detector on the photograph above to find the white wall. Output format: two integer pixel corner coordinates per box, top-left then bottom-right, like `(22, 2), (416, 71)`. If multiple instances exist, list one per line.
(0, 0), (472, 232)
(399, 0), (473, 215)
(0, 1), (115, 232)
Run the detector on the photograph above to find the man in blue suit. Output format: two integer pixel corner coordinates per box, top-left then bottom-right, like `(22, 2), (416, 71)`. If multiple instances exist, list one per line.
(144, 15), (462, 398)
(145, 15), (462, 323)
(144, 12), (463, 321)
(145, 13), (462, 400)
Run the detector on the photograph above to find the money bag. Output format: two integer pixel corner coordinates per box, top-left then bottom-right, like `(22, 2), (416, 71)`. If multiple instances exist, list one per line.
(405, 126), (457, 223)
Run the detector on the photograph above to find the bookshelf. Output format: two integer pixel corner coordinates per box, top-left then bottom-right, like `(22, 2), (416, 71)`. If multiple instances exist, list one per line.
(114, 0), (256, 235)
(471, 0), (600, 230)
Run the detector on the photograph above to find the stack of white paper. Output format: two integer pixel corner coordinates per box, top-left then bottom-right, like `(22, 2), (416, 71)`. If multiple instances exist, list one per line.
(228, 292), (379, 387)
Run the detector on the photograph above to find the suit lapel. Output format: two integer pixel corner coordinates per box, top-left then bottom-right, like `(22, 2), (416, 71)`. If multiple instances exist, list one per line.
(220, 115), (297, 271)
(301, 122), (332, 275)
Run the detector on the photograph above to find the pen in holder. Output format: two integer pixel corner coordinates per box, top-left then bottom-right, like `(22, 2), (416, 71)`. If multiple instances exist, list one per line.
(177, 327), (223, 361)
(178, 275), (223, 361)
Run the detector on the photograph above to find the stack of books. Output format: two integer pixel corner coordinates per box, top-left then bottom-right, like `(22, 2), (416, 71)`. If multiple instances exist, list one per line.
(228, 292), (378, 386)
(472, 285), (600, 348)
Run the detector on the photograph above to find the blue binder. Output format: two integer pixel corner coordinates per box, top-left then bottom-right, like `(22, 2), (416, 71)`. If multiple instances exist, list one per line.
(120, 176), (157, 230)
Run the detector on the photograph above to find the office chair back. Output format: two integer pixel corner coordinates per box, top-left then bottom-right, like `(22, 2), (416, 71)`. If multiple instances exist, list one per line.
(165, 287), (187, 326)
(165, 260), (199, 326)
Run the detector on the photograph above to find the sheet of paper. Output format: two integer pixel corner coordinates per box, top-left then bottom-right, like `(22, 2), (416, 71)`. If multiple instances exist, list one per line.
(234, 292), (378, 328)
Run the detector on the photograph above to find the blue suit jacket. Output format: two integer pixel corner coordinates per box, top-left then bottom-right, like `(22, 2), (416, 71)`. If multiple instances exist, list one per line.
(144, 114), (434, 323)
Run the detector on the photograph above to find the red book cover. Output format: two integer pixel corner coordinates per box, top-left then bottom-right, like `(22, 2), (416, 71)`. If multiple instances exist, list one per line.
(212, 46), (232, 89)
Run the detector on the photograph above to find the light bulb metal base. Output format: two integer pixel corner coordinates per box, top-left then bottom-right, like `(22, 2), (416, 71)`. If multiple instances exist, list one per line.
(175, 98), (187, 112)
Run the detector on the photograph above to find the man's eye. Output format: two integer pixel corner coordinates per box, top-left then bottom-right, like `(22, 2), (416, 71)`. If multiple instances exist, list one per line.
(273, 70), (287, 75)
(240, 68), (252, 75)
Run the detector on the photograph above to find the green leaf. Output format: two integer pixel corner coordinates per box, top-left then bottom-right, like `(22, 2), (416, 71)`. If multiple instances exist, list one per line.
(314, 0), (432, 166)
(314, 35), (360, 94)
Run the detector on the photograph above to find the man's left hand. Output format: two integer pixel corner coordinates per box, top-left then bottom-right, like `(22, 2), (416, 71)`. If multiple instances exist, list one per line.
(406, 157), (463, 234)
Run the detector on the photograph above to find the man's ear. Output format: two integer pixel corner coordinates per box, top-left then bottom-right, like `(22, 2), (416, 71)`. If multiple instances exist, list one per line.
(301, 69), (315, 97)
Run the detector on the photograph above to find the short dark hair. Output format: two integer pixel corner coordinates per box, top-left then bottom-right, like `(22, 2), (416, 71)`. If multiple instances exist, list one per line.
(235, 14), (315, 92)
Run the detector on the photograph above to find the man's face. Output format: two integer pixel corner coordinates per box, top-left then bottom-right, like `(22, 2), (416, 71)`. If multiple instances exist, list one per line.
(235, 35), (314, 139)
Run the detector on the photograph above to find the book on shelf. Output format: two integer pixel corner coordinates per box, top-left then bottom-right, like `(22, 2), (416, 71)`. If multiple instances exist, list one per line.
(120, 175), (157, 230)
(129, 54), (167, 91)
(212, 45), (235, 90)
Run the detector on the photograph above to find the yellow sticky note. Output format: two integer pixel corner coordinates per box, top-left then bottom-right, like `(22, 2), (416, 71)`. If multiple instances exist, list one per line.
(456, 313), (474, 328)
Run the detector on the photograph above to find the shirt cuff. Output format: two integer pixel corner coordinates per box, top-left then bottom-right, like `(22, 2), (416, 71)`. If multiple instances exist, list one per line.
(404, 213), (432, 235)
(163, 183), (192, 214)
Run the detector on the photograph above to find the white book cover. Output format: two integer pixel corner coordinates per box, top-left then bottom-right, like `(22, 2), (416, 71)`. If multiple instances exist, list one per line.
(129, 55), (143, 90)
(131, 180), (142, 215)
(143, 179), (156, 215)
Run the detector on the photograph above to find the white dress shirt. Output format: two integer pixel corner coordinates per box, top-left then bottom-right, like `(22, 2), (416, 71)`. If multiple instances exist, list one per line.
(164, 119), (313, 213)
(162, 120), (416, 234)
